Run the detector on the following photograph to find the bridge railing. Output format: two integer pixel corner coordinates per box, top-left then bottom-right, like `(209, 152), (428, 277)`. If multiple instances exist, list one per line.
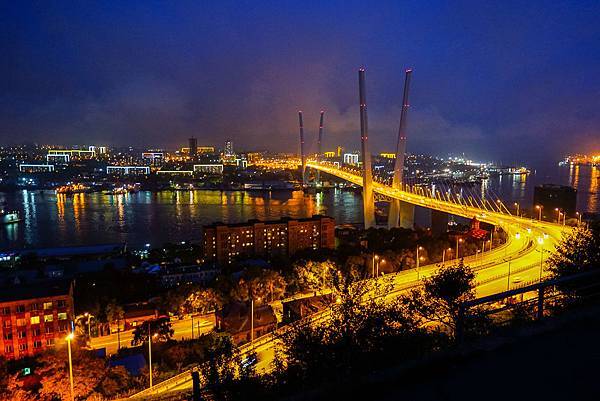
(456, 268), (600, 342)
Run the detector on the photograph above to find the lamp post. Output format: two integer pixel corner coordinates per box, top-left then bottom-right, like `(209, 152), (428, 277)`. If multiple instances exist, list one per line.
(506, 259), (512, 291)
(455, 238), (463, 260)
(372, 254), (379, 278)
(442, 247), (451, 264)
(84, 312), (91, 339)
(148, 326), (157, 389)
(514, 202), (520, 217)
(554, 208), (562, 224)
(250, 297), (261, 345)
(66, 333), (75, 401)
(377, 259), (384, 277)
(537, 236), (545, 282)
(416, 246), (424, 279)
(576, 211), (582, 225)
(535, 205), (543, 221)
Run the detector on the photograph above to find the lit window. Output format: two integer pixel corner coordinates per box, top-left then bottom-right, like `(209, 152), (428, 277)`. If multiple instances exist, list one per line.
(43, 302), (52, 310)
(30, 316), (40, 325)
(58, 313), (67, 320)
(44, 315), (53, 323)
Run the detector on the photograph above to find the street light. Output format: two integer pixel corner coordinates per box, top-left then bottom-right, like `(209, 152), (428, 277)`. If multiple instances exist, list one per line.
(251, 297), (261, 345)
(576, 211), (582, 225)
(455, 238), (463, 260)
(537, 236), (545, 282)
(554, 208), (562, 224)
(535, 205), (543, 221)
(372, 254), (379, 278)
(84, 312), (91, 339)
(514, 202), (520, 217)
(148, 326), (158, 389)
(416, 246), (424, 279)
(376, 258), (384, 277)
(66, 333), (75, 401)
(442, 247), (451, 264)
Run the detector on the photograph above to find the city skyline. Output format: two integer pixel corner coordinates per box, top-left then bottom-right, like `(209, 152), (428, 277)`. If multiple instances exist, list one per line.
(2, 2), (599, 166)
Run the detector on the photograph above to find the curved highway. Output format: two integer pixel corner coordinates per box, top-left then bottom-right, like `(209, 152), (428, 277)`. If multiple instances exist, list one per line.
(130, 162), (572, 398)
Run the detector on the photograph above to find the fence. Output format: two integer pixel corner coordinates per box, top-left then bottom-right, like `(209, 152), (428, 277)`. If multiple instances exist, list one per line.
(456, 268), (600, 342)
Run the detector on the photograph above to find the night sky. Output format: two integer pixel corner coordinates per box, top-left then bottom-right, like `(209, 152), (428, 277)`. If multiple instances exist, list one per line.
(2, 1), (599, 165)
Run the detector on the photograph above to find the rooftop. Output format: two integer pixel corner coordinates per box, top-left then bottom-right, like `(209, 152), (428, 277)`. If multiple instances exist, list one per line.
(204, 214), (333, 229)
(0, 280), (72, 303)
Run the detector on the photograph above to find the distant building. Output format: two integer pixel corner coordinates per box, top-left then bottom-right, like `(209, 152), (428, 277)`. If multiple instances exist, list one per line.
(106, 166), (150, 175)
(343, 153), (359, 165)
(141, 152), (164, 165)
(47, 153), (70, 164)
(380, 153), (396, 159)
(19, 164), (55, 173)
(203, 215), (335, 265)
(122, 303), (157, 331)
(188, 137), (198, 157)
(0, 281), (73, 360)
(216, 302), (277, 344)
(198, 146), (215, 154)
(282, 294), (332, 324)
(48, 149), (95, 160)
(533, 184), (577, 219)
(193, 164), (224, 174)
(0, 243), (128, 277)
(225, 140), (234, 156)
(159, 264), (220, 288)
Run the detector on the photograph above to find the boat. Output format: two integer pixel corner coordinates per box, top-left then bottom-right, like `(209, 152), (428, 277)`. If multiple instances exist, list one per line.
(56, 184), (88, 195)
(1, 210), (21, 225)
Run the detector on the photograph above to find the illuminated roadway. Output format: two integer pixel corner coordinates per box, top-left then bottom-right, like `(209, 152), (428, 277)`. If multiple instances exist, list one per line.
(91, 317), (214, 355)
(131, 162), (572, 398)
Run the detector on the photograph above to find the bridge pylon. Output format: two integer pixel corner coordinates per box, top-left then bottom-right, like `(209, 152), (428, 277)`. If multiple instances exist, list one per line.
(298, 111), (307, 186)
(389, 69), (413, 229)
(358, 68), (376, 229)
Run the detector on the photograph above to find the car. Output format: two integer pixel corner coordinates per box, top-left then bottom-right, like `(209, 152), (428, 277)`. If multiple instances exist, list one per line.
(241, 355), (257, 369)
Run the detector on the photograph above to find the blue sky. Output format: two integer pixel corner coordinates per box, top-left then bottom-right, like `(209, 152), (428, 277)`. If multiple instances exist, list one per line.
(1, 1), (599, 165)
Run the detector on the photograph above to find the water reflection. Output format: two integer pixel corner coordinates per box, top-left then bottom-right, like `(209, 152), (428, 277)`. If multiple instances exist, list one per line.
(1, 165), (598, 250)
(0, 189), (365, 249)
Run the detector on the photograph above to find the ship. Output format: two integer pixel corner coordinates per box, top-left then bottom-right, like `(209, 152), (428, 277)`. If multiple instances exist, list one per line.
(55, 184), (89, 195)
(1, 210), (21, 225)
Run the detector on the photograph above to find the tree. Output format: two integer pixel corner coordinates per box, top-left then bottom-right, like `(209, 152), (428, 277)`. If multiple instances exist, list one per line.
(230, 269), (287, 304)
(548, 224), (600, 278)
(201, 332), (244, 398)
(547, 223), (600, 297)
(131, 317), (174, 346)
(184, 288), (225, 314)
(403, 260), (476, 335)
(12, 348), (132, 400)
(105, 301), (125, 329)
(274, 268), (430, 388)
(291, 260), (337, 293)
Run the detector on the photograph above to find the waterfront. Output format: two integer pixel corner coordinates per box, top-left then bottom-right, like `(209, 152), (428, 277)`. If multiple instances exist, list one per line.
(0, 189), (363, 249)
(1, 164), (598, 250)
